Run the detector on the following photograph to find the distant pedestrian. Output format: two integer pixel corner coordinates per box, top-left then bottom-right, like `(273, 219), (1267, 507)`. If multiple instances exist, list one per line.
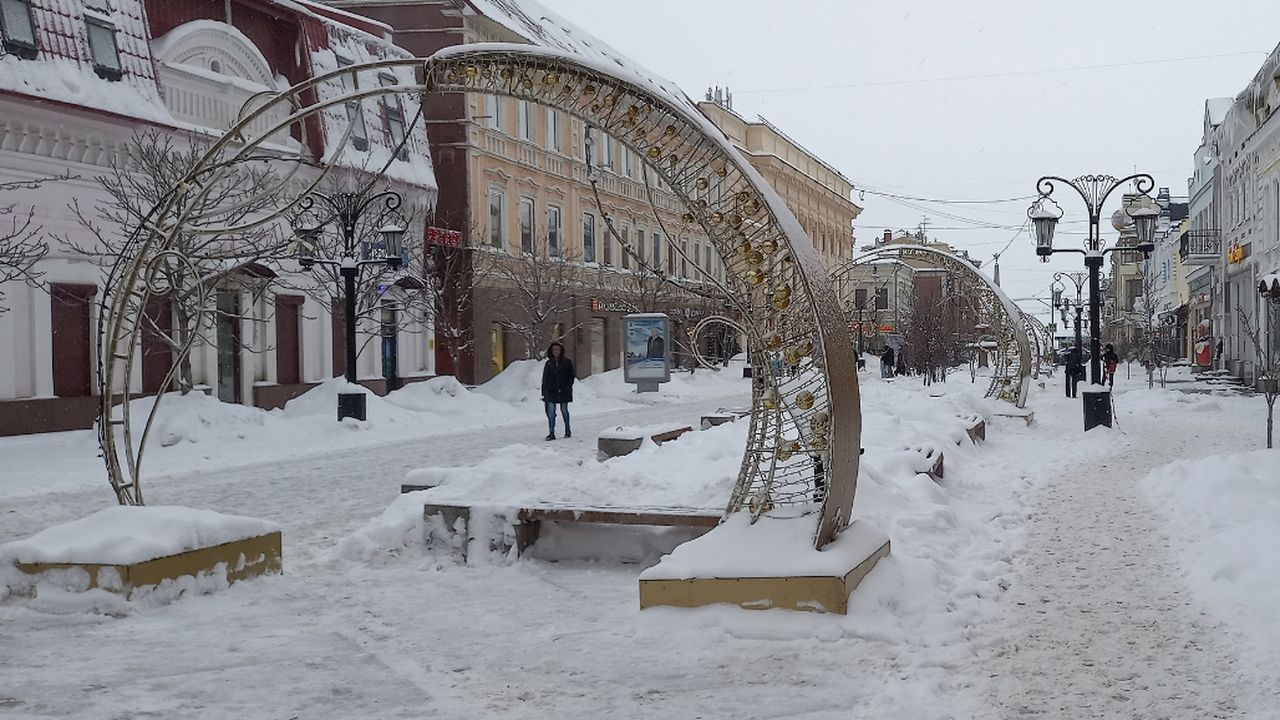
(1102, 343), (1119, 388)
(541, 341), (575, 440)
(1064, 346), (1083, 398)
(880, 346), (895, 378)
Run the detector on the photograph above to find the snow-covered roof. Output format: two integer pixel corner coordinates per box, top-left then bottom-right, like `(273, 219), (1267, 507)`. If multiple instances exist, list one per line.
(1205, 97), (1233, 127)
(0, 0), (169, 123)
(460, 0), (703, 116)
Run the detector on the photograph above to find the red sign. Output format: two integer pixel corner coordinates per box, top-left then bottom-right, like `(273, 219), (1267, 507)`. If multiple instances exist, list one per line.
(879, 325), (894, 333)
(427, 226), (462, 247)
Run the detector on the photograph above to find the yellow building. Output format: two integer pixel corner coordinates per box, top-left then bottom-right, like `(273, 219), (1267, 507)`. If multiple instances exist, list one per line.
(698, 92), (862, 270)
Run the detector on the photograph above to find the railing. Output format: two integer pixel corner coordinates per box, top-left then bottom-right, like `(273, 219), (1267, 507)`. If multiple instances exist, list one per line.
(1179, 229), (1221, 261)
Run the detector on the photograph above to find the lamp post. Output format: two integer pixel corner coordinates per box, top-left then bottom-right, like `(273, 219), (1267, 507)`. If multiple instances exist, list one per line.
(1028, 174), (1158, 430)
(1053, 271), (1088, 364)
(292, 188), (407, 421)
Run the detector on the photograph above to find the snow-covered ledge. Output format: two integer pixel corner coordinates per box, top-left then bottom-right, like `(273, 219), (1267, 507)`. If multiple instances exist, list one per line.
(1, 506), (281, 604)
(639, 512), (890, 614)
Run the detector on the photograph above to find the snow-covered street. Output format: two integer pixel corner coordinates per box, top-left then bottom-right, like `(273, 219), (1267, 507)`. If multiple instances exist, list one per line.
(3, 362), (1279, 719)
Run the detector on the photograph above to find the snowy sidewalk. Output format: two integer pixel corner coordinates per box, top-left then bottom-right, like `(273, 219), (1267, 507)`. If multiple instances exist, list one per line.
(986, 400), (1271, 718)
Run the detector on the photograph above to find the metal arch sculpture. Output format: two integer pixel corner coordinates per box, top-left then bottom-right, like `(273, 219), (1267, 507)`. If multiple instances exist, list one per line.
(1020, 311), (1054, 379)
(97, 45), (862, 550)
(832, 245), (1032, 407)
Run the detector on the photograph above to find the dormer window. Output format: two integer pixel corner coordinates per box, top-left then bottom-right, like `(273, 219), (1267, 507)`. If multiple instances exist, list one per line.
(83, 0), (121, 81)
(379, 72), (408, 162)
(336, 56), (369, 151)
(0, 0), (39, 60)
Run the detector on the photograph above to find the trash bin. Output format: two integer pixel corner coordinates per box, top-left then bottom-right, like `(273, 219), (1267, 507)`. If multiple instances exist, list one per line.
(1082, 390), (1111, 430)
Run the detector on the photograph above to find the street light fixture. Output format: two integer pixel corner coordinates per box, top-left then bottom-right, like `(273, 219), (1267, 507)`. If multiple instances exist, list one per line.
(1028, 174), (1158, 430)
(290, 187), (408, 421)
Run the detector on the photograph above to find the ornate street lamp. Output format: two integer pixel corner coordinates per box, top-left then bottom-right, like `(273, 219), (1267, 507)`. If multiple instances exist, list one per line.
(1028, 174), (1158, 430)
(290, 187), (407, 421)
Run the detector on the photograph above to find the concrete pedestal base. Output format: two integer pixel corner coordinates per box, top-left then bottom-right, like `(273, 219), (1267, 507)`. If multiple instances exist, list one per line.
(639, 516), (890, 614)
(15, 532), (282, 597)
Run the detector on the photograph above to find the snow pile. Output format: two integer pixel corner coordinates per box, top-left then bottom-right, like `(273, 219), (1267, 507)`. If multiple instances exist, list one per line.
(337, 378), (994, 571)
(1145, 450), (1280, 679)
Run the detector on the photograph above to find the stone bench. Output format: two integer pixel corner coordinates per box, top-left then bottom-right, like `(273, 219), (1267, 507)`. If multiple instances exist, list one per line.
(597, 424), (694, 460)
(701, 406), (750, 430)
(966, 419), (986, 443)
(992, 410), (1035, 426)
(423, 502), (722, 557)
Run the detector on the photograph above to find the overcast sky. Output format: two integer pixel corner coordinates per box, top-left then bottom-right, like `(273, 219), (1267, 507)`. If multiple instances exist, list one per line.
(535, 0), (1280, 321)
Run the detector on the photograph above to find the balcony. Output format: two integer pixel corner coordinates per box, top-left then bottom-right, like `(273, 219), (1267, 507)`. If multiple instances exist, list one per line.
(1179, 230), (1221, 265)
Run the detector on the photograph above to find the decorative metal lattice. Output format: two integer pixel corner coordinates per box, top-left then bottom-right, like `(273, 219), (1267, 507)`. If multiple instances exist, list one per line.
(1020, 311), (1054, 379)
(830, 245), (1031, 407)
(96, 45), (862, 550)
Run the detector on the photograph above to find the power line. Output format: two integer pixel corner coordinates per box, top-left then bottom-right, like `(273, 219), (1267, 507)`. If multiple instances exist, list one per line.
(736, 51), (1266, 95)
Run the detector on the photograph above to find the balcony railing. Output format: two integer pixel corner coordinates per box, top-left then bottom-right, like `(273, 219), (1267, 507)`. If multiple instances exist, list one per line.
(1179, 229), (1221, 263)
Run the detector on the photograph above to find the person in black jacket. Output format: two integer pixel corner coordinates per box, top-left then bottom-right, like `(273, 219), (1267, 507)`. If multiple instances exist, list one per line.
(1064, 346), (1083, 398)
(541, 341), (575, 440)
(1102, 343), (1119, 388)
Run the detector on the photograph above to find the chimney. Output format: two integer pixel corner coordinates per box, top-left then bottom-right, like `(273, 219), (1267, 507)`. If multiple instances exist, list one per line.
(882, 230), (892, 244)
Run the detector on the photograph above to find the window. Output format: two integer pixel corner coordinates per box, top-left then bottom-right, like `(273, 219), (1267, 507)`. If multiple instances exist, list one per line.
(336, 56), (368, 151)
(680, 238), (688, 277)
(855, 288), (868, 308)
(704, 241), (713, 273)
(1, 0), (38, 58)
(875, 287), (889, 310)
(667, 241), (677, 277)
(620, 144), (632, 179)
(518, 197), (535, 254)
(693, 243), (701, 276)
(583, 213), (596, 264)
(620, 226), (631, 270)
(485, 95), (505, 132)
(601, 222), (612, 267)
(636, 227), (647, 269)
(85, 16), (121, 81)
(546, 107), (562, 152)
(599, 134), (613, 172)
(547, 206), (561, 257)
(380, 73), (407, 161)
(652, 232), (661, 272)
(488, 188), (506, 249)
(518, 100), (536, 142)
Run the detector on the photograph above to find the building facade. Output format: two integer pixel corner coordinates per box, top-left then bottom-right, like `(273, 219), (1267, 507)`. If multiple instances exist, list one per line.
(0, 0), (437, 435)
(1198, 42), (1280, 383)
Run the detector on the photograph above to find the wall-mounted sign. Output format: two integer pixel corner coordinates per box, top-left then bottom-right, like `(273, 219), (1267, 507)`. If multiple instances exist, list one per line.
(1227, 241), (1248, 264)
(591, 297), (639, 313)
(427, 226), (462, 247)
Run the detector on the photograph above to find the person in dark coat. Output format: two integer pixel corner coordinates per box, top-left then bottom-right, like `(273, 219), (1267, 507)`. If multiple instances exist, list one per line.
(880, 346), (895, 378)
(1064, 346), (1083, 398)
(1102, 343), (1119, 388)
(541, 341), (575, 440)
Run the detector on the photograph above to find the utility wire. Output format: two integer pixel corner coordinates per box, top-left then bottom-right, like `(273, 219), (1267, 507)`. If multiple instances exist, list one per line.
(736, 51), (1266, 95)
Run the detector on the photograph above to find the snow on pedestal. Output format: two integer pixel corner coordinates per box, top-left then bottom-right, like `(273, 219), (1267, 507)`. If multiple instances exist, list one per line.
(1, 506), (281, 602)
(639, 511), (890, 614)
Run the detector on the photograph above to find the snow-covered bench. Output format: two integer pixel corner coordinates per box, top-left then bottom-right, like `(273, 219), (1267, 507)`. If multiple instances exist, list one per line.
(423, 501), (722, 557)
(597, 423), (694, 460)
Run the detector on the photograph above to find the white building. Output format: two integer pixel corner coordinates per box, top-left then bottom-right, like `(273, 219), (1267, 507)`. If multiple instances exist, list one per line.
(0, 0), (436, 436)
(1211, 41), (1280, 383)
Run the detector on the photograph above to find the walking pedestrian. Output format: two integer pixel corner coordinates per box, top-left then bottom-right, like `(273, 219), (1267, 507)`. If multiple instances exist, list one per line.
(880, 346), (895, 379)
(541, 341), (575, 440)
(1064, 346), (1083, 398)
(1102, 343), (1119, 388)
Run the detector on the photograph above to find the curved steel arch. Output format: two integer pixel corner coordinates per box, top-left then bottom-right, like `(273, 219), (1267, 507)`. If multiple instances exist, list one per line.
(1021, 311), (1054, 380)
(831, 245), (1032, 407)
(98, 46), (862, 550)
